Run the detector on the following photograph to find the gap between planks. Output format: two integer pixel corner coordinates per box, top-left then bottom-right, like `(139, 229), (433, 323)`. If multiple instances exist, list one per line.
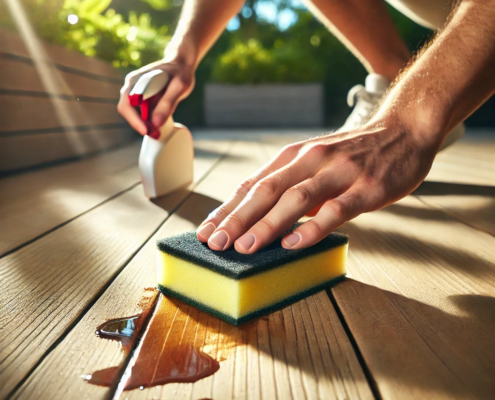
(0, 139), (232, 399)
(261, 132), (495, 400)
(333, 196), (495, 400)
(0, 140), (231, 258)
(13, 139), (374, 400)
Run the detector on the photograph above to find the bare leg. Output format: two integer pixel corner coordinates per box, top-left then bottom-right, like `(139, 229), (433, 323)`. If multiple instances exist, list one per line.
(303, 0), (411, 80)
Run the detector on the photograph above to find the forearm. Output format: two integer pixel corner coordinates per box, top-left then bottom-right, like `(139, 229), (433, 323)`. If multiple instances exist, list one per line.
(165, 0), (244, 68)
(374, 0), (495, 148)
(302, 0), (410, 78)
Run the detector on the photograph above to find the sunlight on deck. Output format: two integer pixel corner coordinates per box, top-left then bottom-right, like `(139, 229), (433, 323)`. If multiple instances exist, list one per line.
(4, 0), (106, 153)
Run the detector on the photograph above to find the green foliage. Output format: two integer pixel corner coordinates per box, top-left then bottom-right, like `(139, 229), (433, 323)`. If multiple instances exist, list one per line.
(210, 38), (324, 84)
(210, 10), (353, 86)
(60, 0), (171, 68)
(208, 5), (434, 124)
(0, 0), (174, 69)
(140, 0), (171, 11)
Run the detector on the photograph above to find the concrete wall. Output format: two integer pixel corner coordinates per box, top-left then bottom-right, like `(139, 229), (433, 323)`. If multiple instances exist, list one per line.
(205, 83), (323, 128)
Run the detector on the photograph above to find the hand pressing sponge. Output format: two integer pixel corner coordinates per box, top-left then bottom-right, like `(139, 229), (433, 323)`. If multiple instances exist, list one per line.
(156, 227), (348, 325)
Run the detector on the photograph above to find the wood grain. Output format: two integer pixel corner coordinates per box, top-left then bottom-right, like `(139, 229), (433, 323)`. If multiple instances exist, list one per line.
(13, 140), (373, 400)
(0, 28), (123, 80)
(261, 132), (495, 399)
(333, 195), (495, 400)
(0, 96), (122, 132)
(0, 140), (229, 399)
(0, 127), (135, 173)
(417, 135), (495, 236)
(0, 28), (128, 172)
(0, 58), (121, 99)
(0, 143), (140, 256)
(9, 140), (264, 400)
(425, 135), (495, 187)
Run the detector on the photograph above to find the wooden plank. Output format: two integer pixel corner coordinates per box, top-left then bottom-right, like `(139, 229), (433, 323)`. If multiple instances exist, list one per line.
(0, 28), (123, 80)
(0, 143), (140, 256)
(332, 195), (495, 400)
(0, 140), (229, 399)
(0, 128), (135, 173)
(417, 133), (495, 236)
(13, 139), (373, 400)
(0, 139), (224, 256)
(261, 131), (495, 398)
(0, 58), (121, 99)
(425, 134), (495, 187)
(0, 95), (122, 132)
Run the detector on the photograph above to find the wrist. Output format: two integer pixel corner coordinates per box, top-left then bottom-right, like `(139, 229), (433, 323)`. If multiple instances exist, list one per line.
(369, 108), (445, 155)
(373, 96), (451, 152)
(164, 33), (199, 69)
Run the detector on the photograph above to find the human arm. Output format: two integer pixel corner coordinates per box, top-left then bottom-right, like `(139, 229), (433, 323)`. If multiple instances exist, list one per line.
(196, 0), (495, 253)
(118, 0), (245, 134)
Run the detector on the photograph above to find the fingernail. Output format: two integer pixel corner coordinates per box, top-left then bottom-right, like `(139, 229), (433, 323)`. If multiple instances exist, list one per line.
(283, 232), (301, 248)
(152, 113), (166, 127)
(236, 233), (256, 251)
(209, 230), (229, 250)
(197, 222), (216, 240)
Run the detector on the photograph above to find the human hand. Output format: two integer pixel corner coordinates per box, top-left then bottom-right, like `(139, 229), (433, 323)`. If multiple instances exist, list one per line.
(118, 59), (195, 135)
(196, 119), (440, 253)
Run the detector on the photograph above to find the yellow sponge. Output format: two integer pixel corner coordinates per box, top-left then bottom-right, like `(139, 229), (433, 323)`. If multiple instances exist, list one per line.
(156, 227), (348, 325)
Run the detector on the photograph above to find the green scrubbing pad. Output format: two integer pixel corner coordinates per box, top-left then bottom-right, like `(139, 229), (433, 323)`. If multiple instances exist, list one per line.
(156, 226), (348, 325)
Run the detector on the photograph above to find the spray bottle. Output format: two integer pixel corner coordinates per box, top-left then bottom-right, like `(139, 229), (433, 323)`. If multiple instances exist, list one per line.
(129, 70), (193, 198)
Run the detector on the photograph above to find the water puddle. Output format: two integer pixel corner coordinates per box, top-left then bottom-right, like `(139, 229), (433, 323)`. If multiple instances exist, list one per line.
(84, 289), (257, 391)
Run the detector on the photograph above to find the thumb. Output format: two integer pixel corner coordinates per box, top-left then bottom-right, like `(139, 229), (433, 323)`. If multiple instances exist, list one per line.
(151, 77), (189, 127)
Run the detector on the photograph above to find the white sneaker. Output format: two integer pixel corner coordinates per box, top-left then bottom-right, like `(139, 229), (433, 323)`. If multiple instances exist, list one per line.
(341, 73), (464, 151)
(342, 73), (390, 130)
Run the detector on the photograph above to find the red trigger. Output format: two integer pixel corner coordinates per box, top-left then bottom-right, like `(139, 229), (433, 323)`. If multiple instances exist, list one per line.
(128, 89), (165, 139)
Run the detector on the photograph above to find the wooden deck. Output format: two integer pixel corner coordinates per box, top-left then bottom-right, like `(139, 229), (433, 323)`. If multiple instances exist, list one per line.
(0, 130), (494, 400)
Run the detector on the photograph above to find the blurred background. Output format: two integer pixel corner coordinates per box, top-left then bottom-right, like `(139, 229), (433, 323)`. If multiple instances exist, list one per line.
(1, 0), (493, 175)
(2, 0), (493, 127)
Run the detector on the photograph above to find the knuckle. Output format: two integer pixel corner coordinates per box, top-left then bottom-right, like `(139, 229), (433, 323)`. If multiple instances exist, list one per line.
(179, 75), (193, 89)
(235, 178), (256, 198)
(286, 183), (314, 204)
(302, 143), (328, 159)
(256, 217), (278, 233)
(280, 143), (299, 157)
(208, 205), (229, 221)
(224, 212), (246, 232)
(308, 219), (325, 237)
(326, 191), (363, 220)
(361, 174), (377, 187)
(157, 98), (172, 109)
(311, 143), (328, 156)
(253, 176), (282, 198)
(117, 101), (126, 115)
(326, 198), (348, 220)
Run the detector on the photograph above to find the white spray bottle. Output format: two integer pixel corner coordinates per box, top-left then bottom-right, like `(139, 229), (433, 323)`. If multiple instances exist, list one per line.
(129, 70), (194, 198)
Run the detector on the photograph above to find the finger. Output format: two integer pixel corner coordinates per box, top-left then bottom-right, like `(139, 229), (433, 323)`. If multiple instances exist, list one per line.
(206, 157), (320, 251)
(118, 73), (147, 135)
(282, 184), (371, 249)
(234, 170), (351, 253)
(196, 143), (301, 242)
(151, 77), (189, 127)
(305, 204), (322, 217)
(117, 97), (147, 135)
(118, 63), (170, 134)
